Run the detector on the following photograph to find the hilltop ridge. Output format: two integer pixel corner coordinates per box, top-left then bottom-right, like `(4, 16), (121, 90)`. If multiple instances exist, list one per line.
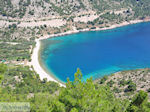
(0, 0), (150, 20)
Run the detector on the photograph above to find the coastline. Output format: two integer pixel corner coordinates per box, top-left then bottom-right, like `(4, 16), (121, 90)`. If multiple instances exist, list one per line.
(39, 19), (150, 40)
(31, 19), (150, 87)
(31, 39), (66, 87)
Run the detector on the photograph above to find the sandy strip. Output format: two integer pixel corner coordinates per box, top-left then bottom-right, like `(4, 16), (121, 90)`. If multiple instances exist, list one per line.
(31, 39), (65, 87)
(31, 19), (150, 87)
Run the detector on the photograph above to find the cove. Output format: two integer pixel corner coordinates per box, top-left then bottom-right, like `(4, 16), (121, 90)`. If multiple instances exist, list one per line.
(40, 22), (150, 83)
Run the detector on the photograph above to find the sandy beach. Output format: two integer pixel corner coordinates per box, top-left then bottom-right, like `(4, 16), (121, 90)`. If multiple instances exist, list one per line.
(31, 39), (66, 87)
(31, 19), (150, 86)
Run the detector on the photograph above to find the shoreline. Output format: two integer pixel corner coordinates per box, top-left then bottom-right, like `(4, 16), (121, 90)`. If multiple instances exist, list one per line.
(39, 19), (150, 40)
(31, 39), (66, 87)
(31, 19), (150, 87)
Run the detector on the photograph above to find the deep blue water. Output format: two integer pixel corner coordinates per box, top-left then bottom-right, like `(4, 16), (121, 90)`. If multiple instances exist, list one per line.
(40, 22), (150, 83)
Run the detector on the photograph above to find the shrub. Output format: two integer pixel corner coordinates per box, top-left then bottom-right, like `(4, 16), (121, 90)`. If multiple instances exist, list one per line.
(107, 80), (115, 87)
(125, 82), (136, 92)
(99, 76), (108, 84)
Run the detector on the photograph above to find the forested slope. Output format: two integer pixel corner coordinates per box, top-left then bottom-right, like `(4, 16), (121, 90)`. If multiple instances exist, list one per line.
(0, 64), (150, 111)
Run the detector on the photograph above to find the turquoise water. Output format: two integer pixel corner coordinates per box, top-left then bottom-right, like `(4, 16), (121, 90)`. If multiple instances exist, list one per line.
(40, 22), (150, 83)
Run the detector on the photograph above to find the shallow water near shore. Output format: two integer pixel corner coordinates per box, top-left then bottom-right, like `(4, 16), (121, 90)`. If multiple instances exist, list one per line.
(40, 22), (150, 83)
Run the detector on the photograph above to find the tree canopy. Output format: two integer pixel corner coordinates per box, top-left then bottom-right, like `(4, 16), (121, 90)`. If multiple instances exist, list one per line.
(0, 65), (150, 112)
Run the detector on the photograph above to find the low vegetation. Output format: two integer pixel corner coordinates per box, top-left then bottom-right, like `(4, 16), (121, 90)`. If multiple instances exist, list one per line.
(0, 0), (150, 20)
(0, 64), (150, 111)
(0, 26), (37, 62)
(96, 68), (150, 100)
(0, 0), (150, 111)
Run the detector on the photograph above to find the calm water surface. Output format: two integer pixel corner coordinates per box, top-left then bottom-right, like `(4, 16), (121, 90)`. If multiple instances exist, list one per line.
(40, 22), (150, 82)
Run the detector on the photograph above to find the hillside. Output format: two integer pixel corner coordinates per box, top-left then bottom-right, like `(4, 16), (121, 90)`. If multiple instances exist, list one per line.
(96, 68), (150, 101)
(0, 0), (150, 20)
(0, 64), (150, 111)
(0, 1), (150, 111)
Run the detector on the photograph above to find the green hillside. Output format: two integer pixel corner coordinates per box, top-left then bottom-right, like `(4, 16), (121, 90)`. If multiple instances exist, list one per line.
(0, 64), (150, 111)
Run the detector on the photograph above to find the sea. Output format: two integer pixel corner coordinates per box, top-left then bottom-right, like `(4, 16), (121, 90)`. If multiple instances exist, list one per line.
(40, 22), (150, 83)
